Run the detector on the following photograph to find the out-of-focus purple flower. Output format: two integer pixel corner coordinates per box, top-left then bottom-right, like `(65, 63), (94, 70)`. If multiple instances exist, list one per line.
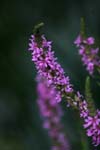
(28, 34), (73, 102)
(86, 62), (94, 75)
(74, 34), (100, 75)
(74, 35), (82, 47)
(83, 37), (95, 45)
(37, 76), (70, 150)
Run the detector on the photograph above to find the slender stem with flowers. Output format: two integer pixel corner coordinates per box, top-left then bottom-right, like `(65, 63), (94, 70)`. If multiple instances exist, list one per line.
(37, 75), (70, 150)
(28, 29), (100, 147)
(74, 34), (100, 75)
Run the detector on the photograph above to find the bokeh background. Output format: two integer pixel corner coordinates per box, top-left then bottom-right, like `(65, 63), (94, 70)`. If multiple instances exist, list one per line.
(0, 0), (100, 149)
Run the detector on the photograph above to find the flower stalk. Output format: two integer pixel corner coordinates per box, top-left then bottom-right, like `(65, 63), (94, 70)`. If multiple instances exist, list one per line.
(28, 27), (100, 147)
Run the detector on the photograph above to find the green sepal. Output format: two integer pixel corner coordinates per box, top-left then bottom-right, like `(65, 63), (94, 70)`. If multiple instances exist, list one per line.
(33, 22), (44, 34)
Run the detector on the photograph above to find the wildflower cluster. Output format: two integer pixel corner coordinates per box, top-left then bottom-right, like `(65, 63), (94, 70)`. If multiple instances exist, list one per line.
(29, 34), (73, 103)
(78, 94), (100, 146)
(37, 76), (69, 150)
(74, 35), (100, 75)
(28, 32), (100, 147)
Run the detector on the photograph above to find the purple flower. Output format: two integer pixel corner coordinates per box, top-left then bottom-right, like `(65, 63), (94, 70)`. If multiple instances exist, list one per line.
(83, 110), (100, 146)
(28, 33), (100, 147)
(79, 100), (89, 118)
(37, 76), (70, 150)
(74, 35), (82, 47)
(83, 37), (95, 45)
(28, 34), (73, 102)
(86, 62), (94, 75)
(74, 34), (100, 75)
(79, 99), (100, 147)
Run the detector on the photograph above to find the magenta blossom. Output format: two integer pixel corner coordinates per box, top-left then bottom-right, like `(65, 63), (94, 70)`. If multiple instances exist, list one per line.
(74, 34), (100, 75)
(79, 95), (100, 147)
(28, 33), (100, 147)
(29, 34), (73, 102)
(37, 76), (70, 150)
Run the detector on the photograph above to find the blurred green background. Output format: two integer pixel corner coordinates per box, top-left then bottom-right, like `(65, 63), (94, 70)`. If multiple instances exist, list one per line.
(0, 0), (100, 149)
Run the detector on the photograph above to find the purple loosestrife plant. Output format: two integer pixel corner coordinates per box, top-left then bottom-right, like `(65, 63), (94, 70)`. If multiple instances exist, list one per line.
(74, 35), (100, 75)
(28, 29), (100, 147)
(78, 93), (100, 146)
(29, 34), (73, 103)
(37, 76), (70, 150)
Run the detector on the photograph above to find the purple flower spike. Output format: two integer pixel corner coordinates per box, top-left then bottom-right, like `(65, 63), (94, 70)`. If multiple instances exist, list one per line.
(29, 34), (73, 102)
(79, 99), (100, 147)
(37, 76), (70, 150)
(28, 32), (100, 147)
(74, 34), (100, 75)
